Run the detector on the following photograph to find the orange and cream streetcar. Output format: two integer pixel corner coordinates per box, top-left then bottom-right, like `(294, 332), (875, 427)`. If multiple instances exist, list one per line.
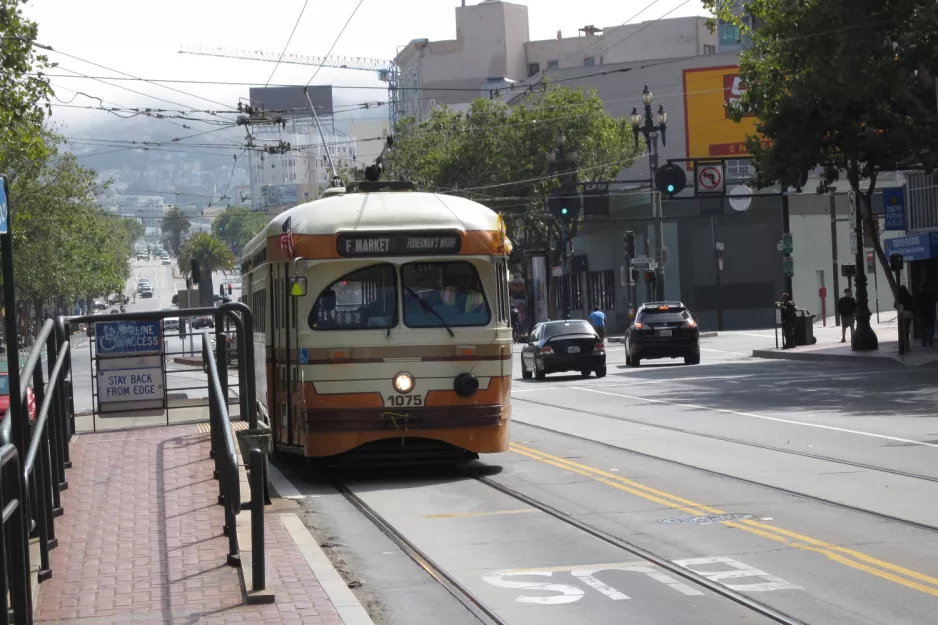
(240, 180), (514, 461)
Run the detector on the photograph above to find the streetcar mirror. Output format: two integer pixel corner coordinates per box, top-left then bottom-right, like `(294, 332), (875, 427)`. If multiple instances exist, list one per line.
(289, 277), (307, 297)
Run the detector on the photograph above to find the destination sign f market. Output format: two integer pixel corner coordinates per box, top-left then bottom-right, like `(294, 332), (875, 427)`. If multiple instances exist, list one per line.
(337, 230), (462, 257)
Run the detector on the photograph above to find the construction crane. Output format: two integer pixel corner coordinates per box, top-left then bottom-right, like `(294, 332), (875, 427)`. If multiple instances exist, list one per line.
(178, 45), (399, 128)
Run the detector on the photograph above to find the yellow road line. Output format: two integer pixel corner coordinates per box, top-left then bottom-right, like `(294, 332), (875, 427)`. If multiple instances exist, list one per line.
(424, 509), (539, 519)
(509, 443), (938, 597)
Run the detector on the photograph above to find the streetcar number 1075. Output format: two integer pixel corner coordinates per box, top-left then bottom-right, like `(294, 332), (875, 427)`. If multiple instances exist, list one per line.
(387, 394), (423, 407)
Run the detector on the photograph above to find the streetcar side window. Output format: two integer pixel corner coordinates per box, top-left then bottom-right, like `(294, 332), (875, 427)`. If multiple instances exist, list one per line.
(308, 264), (398, 331)
(401, 261), (491, 328)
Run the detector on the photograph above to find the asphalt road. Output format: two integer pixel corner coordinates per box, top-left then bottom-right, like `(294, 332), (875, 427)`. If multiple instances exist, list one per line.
(273, 332), (938, 625)
(70, 257), (239, 428)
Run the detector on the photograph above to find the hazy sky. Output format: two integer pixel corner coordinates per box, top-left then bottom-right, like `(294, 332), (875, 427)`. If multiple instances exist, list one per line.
(25, 0), (709, 135)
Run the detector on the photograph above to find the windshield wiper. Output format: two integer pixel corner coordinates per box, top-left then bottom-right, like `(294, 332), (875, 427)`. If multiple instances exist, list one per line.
(404, 285), (455, 337)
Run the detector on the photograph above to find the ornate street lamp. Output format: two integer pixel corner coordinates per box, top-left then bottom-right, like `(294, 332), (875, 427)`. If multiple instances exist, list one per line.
(629, 84), (668, 300)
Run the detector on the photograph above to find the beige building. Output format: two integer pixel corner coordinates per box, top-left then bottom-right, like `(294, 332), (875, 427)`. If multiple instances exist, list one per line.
(394, 0), (717, 120)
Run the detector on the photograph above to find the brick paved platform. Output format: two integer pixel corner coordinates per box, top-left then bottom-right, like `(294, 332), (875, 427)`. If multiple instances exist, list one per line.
(35, 424), (346, 624)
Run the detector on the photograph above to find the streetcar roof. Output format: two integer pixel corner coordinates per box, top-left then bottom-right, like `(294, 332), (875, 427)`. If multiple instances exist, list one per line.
(242, 191), (505, 258)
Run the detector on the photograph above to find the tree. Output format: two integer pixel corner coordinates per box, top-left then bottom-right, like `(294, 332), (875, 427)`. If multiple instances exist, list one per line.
(120, 218), (146, 251)
(212, 206), (270, 250)
(384, 87), (641, 262)
(160, 207), (191, 254)
(707, 0), (938, 348)
(177, 233), (236, 302)
(0, 0), (54, 177)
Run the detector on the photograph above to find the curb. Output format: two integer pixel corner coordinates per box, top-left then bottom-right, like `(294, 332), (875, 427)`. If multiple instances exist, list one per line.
(266, 463), (376, 625)
(751, 348), (906, 366)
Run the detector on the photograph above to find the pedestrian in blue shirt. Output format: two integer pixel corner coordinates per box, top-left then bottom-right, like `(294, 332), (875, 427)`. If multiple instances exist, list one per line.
(588, 305), (606, 339)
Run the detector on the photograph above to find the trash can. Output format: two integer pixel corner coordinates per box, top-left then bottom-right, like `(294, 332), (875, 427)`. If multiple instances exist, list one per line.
(795, 309), (817, 345)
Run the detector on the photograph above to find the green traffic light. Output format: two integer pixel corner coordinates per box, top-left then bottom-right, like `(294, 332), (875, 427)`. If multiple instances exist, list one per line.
(667, 184), (675, 193)
(561, 207), (568, 215)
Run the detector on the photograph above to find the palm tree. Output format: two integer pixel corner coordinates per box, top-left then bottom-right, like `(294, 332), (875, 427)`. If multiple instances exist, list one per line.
(160, 207), (191, 254)
(178, 233), (236, 305)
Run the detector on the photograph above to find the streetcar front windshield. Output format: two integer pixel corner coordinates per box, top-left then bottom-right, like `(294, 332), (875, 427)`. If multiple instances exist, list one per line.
(402, 261), (491, 328)
(308, 264), (398, 331)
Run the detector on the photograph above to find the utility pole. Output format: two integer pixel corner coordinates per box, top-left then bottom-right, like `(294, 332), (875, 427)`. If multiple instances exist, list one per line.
(829, 191), (841, 327)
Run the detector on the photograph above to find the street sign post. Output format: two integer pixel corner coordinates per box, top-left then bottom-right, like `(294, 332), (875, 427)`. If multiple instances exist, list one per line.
(782, 233), (793, 254)
(728, 184), (752, 212)
(629, 256), (653, 267)
(783, 257), (794, 277)
(694, 162), (725, 196)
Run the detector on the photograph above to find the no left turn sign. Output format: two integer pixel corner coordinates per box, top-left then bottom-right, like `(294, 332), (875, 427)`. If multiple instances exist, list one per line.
(696, 164), (724, 194)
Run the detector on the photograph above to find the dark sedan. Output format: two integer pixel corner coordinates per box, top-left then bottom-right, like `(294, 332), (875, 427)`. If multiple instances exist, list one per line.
(520, 319), (606, 380)
(625, 302), (700, 366)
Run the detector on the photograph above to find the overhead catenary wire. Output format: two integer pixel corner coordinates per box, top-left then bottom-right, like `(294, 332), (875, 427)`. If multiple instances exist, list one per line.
(305, 0), (366, 87)
(267, 0), (311, 87)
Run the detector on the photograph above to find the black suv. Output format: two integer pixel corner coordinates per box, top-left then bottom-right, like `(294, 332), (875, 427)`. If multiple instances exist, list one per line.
(625, 302), (700, 366)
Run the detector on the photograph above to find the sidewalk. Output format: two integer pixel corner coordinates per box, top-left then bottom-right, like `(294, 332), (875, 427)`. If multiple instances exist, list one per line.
(34, 422), (371, 624)
(752, 314), (938, 367)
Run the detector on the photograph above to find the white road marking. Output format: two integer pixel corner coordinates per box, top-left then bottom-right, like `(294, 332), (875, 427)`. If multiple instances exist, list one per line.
(483, 557), (795, 605)
(674, 557), (801, 592)
(482, 571), (584, 605)
(700, 348), (747, 356)
(571, 387), (938, 449)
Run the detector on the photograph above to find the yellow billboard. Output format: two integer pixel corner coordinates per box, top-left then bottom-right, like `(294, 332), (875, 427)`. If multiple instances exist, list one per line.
(683, 65), (763, 159)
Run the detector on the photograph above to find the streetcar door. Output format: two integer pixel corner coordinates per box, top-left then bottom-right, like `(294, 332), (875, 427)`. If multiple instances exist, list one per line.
(269, 262), (291, 446)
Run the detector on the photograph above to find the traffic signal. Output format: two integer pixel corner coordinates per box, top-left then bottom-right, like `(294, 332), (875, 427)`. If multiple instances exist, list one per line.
(889, 253), (904, 273)
(654, 164), (687, 196)
(644, 269), (657, 284)
(219, 284), (225, 297)
(227, 284), (233, 295)
(629, 267), (639, 283)
(624, 230), (636, 258)
(547, 184), (582, 222)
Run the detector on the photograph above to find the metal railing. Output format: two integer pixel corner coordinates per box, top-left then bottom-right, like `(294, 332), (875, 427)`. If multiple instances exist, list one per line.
(0, 317), (74, 625)
(0, 301), (269, 623)
(203, 326), (267, 592)
(0, 443), (30, 625)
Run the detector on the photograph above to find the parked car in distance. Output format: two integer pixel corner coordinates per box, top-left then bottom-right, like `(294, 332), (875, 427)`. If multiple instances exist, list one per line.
(136, 252), (147, 261)
(625, 301), (701, 367)
(191, 316), (214, 329)
(140, 287), (154, 299)
(520, 319), (606, 380)
(164, 317), (180, 332)
(0, 373), (36, 421)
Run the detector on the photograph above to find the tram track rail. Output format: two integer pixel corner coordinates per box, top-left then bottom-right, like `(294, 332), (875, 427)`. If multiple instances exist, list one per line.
(332, 471), (806, 625)
(513, 396), (938, 531)
(332, 480), (509, 625)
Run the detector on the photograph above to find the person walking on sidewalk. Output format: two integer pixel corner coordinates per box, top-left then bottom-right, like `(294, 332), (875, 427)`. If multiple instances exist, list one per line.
(897, 285), (915, 351)
(914, 283), (935, 347)
(778, 293), (797, 349)
(837, 287), (857, 343)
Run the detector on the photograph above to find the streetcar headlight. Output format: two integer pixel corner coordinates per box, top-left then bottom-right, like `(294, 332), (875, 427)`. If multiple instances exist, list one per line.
(393, 372), (415, 394)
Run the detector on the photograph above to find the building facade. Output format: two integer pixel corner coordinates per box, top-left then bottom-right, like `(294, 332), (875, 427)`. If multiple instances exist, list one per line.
(394, 1), (717, 121)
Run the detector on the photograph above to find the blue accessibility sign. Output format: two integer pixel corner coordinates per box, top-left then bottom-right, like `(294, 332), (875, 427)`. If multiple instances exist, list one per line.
(0, 177), (8, 235)
(883, 187), (906, 231)
(95, 320), (163, 356)
(298, 348), (308, 365)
